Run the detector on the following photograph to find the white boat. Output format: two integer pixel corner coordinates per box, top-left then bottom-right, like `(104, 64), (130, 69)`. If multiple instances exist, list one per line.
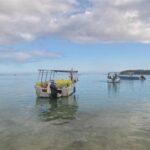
(35, 69), (78, 98)
(107, 77), (120, 83)
(107, 73), (120, 83)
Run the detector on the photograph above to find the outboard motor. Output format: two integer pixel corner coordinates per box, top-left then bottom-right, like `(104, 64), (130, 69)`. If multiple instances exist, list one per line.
(50, 81), (62, 98)
(50, 82), (58, 98)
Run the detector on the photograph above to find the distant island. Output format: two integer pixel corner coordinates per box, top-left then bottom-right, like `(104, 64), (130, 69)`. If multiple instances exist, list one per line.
(120, 70), (150, 75)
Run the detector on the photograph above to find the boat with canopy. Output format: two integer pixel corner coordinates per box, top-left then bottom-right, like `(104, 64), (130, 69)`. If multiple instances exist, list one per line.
(107, 72), (120, 83)
(35, 69), (78, 98)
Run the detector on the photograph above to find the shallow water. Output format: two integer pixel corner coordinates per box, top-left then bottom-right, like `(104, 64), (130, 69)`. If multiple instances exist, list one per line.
(0, 74), (150, 150)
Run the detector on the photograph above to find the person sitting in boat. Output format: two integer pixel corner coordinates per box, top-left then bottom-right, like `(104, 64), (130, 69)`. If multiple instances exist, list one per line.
(112, 73), (117, 82)
(112, 75), (115, 81)
(114, 73), (117, 79)
(107, 73), (111, 79)
(70, 71), (75, 82)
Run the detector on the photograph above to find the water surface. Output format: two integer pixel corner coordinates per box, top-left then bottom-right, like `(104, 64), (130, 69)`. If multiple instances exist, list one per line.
(0, 74), (150, 150)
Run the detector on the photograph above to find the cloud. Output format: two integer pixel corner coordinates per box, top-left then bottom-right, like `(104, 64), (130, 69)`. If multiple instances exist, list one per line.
(0, 0), (150, 44)
(0, 50), (62, 62)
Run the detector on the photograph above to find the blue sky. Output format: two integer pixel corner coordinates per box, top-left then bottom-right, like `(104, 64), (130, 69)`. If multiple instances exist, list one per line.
(0, 0), (150, 73)
(0, 37), (150, 73)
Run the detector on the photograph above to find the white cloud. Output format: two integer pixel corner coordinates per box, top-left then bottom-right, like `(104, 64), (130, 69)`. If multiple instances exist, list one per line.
(113, 0), (142, 6)
(0, 50), (62, 62)
(0, 0), (150, 44)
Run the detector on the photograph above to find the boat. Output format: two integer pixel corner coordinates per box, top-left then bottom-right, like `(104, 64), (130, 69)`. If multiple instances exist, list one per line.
(107, 73), (120, 83)
(35, 69), (78, 98)
(119, 74), (146, 80)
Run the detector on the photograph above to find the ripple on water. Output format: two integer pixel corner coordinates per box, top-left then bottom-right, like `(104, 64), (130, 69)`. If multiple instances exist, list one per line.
(1, 74), (150, 150)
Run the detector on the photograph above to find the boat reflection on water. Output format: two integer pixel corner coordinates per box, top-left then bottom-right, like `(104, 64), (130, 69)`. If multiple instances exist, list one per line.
(36, 95), (78, 123)
(107, 83), (120, 97)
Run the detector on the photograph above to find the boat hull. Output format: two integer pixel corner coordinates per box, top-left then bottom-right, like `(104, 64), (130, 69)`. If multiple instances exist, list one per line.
(119, 76), (140, 80)
(107, 78), (120, 83)
(35, 84), (75, 98)
(35, 86), (50, 98)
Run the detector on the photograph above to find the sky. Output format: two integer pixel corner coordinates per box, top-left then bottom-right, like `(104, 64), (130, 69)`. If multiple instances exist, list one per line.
(0, 0), (150, 73)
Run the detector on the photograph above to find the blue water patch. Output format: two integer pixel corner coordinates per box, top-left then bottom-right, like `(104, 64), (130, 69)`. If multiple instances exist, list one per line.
(1, 74), (150, 150)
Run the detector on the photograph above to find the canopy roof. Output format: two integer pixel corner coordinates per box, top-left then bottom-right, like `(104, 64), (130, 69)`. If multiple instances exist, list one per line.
(38, 69), (78, 73)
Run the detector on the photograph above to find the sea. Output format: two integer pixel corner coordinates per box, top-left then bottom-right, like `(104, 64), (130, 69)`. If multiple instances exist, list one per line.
(0, 74), (150, 150)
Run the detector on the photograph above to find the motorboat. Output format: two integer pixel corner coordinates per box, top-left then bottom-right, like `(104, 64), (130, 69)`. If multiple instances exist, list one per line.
(119, 74), (146, 80)
(107, 73), (120, 83)
(35, 69), (78, 98)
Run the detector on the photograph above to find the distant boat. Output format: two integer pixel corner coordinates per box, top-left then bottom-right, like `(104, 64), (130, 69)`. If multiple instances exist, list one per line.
(118, 74), (146, 80)
(107, 73), (120, 83)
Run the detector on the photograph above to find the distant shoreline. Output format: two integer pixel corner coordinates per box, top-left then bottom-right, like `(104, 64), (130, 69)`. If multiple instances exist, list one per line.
(120, 70), (150, 75)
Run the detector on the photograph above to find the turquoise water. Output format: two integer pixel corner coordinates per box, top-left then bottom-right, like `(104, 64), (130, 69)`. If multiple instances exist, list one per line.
(0, 74), (150, 150)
